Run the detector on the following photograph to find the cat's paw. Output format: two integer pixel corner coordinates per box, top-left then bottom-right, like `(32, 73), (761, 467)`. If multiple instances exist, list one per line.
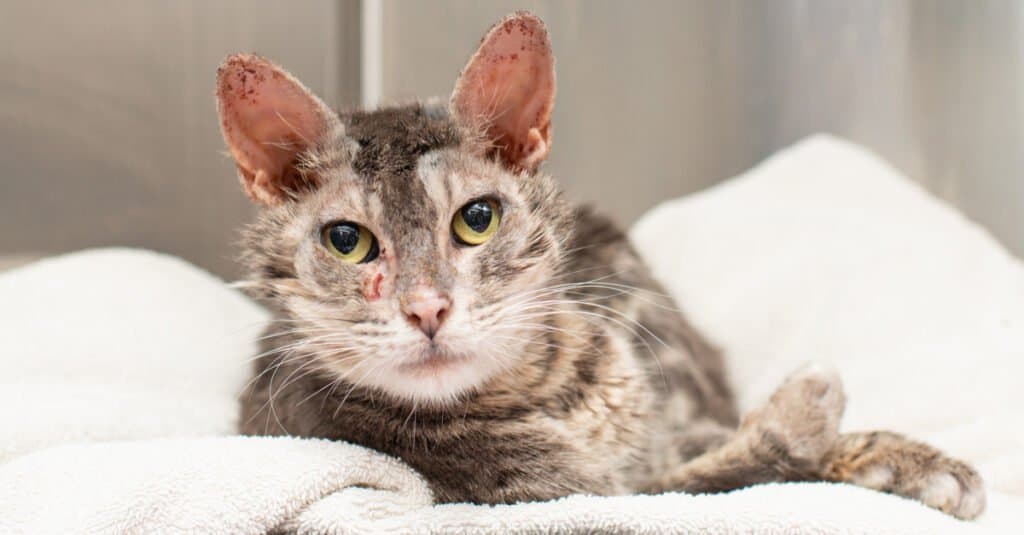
(740, 363), (846, 468)
(823, 431), (985, 520)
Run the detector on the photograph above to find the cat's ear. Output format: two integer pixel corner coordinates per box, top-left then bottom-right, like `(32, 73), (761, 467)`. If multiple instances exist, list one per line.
(451, 12), (556, 174)
(216, 54), (336, 205)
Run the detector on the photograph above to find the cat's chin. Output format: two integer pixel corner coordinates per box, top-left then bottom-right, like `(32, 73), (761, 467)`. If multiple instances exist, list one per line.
(372, 344), (503, 404)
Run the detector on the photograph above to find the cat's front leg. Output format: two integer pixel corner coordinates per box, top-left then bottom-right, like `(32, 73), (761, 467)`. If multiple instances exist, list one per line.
(650, 364), (986, 520)
(822, 431), (985, 519)
(647, 364), (845, 494)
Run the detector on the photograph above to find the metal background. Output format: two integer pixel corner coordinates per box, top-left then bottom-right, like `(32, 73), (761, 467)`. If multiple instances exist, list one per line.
(2, 1), (1021, 277)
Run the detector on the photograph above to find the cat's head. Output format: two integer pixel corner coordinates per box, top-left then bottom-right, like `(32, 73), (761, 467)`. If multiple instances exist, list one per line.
(218, 13), (571, 404)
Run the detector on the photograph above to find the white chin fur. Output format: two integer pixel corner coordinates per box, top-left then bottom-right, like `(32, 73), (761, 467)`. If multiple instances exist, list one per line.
(363, 354), (506, 404)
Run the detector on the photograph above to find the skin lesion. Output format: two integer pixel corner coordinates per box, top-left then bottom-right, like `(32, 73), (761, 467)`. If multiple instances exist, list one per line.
(223, 12), (987, 522)
(364, 271), (384, 301)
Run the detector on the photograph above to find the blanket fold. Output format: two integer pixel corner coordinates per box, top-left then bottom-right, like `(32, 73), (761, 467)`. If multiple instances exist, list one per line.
(2, 435), (1017, 534)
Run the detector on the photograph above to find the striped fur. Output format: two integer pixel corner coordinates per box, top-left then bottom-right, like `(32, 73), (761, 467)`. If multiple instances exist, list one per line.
(229, 12), (984, 519)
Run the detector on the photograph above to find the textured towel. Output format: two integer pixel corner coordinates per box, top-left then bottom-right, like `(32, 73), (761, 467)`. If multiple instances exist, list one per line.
(2, 136), (1022, 533)
(0, 437), (1015, 534)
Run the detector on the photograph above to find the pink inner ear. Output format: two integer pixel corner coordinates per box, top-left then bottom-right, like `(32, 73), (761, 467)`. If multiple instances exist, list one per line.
(453, 13), (555, 172)
(216, 54), (329, 203)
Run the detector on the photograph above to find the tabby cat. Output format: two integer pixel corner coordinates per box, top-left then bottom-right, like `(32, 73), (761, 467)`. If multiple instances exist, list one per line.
(221, 12), (984, 519)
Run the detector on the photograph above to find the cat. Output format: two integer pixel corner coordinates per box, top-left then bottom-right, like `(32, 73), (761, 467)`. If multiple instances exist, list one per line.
(221, 12), (984, 519)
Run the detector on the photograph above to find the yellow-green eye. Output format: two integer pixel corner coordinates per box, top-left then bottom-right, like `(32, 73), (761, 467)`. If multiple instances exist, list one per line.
(453, 199), (500, 245)
(322, 222), (379, 263)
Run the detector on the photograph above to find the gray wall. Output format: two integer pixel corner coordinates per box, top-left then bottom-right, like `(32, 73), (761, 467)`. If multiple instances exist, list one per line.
(383, 0), (1024, 255)
(2, 1), (1022, 278)
(0, 1), (360, 277)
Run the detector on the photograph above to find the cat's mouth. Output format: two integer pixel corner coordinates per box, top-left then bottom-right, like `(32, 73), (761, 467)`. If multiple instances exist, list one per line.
(396, 343), (472, 376)
(370, 337), (506, 402)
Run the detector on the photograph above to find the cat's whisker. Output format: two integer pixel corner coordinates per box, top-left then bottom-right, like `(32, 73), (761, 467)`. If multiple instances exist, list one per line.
(473, 271), (648, 320)
(259, 341), (378, 429)
(236, 331), (371, 396)
(267, 361), (331, 433)
(400, 399), (420, 433)
(240, 334), (330, 366)
(319, 375), (346, 411)
(484, 330), (608, 357)
(255, 354), (309, 434)
(331, 359), (389, 420)
(489, 318), (594, 344)
(237, 343), (317, 394)
(559, 283), (684, 314)
(498, 298), (691, 394)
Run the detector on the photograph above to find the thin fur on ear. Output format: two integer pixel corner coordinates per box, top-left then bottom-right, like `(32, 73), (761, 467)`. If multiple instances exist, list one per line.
(451, 12), (556, 174)
(216, 54), (337, 205)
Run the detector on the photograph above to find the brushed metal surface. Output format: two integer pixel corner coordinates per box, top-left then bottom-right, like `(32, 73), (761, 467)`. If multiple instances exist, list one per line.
(1, 1), (1021, 278)
(0, 0), (361, 277)
(382, 0), (1024, 256)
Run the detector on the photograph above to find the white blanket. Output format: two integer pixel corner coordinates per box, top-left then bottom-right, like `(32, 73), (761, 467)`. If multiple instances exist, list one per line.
(2, 136), (1021, 533)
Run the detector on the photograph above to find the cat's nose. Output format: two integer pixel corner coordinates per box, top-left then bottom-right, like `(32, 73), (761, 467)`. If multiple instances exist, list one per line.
(402, 288), (451, 339)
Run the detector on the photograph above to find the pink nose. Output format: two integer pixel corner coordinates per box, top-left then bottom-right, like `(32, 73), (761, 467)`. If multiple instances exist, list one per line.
(402, 289), (451, 339)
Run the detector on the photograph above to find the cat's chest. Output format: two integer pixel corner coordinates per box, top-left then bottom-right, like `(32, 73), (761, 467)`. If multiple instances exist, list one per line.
(314, 370), (650, 499)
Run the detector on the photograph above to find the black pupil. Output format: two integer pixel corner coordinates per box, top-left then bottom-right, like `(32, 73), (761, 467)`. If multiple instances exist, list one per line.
(328, 224), (360, 254)
(462, 201), (493, 233)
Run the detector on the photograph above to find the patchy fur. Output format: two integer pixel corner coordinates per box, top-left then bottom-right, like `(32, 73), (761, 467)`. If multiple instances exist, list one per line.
(221, 12), (984, 519)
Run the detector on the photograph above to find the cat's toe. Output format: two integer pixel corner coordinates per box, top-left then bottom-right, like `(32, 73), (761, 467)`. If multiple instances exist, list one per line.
(917, 460), (986, 520)
(741, 363), (846, 466)
(780, 363), (845, 413)
(824, 432), (986, 520)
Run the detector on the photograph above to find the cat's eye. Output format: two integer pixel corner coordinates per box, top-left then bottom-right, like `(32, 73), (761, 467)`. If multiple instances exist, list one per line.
(322, 222), (380, 263)
(452, 199), (501, 246)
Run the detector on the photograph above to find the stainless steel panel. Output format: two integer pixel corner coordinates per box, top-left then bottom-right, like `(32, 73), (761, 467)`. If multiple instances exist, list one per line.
(0, 1), (361, 277)
(382, 0), (1024, 255)
(2, 1), (1021, 278)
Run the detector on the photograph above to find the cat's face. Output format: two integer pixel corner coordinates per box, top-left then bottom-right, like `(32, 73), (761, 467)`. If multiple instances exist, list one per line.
(219, 13), (566, 403)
